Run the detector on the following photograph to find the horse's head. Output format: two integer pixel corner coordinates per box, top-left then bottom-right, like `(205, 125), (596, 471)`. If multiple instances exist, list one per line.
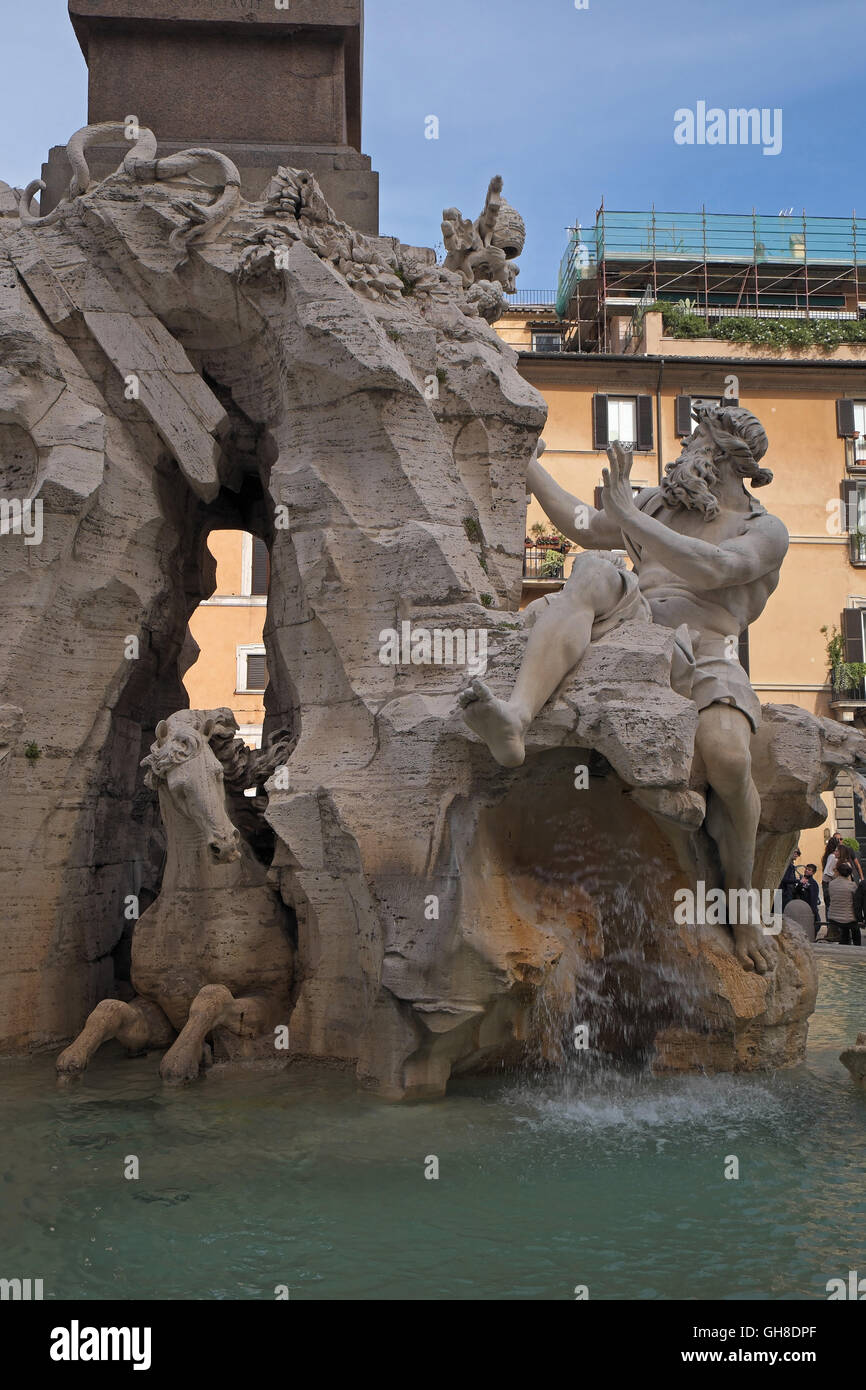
(142, 711), (241, 864)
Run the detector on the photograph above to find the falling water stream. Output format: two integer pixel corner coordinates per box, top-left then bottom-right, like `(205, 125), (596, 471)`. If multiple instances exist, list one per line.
(525, 827), (707, 1071)
(0, 957), (863, 1300)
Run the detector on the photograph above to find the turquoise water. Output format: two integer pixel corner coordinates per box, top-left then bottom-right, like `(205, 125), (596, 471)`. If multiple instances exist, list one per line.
(0, 960), (864, 1301)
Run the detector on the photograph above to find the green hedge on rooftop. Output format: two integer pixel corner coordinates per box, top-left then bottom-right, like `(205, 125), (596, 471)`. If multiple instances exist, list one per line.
(652, 302), (866, 351)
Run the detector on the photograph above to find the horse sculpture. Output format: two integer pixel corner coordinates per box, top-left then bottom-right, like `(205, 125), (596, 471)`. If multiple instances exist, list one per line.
(57, 710), (295, 1082)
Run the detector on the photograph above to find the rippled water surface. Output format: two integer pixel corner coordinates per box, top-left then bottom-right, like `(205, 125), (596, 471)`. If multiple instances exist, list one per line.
(0, 960), (863, 1300)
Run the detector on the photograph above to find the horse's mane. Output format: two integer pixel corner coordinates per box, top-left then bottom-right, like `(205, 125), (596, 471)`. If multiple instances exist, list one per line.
(142, 708), (296, 794)
(141, 709), (234, 788)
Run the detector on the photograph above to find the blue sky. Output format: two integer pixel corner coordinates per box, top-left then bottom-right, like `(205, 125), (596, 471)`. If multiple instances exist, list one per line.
(2, 0), (864, 290)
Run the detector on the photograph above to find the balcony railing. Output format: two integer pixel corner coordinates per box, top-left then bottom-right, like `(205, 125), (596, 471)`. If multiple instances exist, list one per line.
(504, 289), (557, 307)
(655, 302), (858, 323)
(851, 533), (866, 565)
(831, 675), (866, 703)
(523, 541), (569, 580)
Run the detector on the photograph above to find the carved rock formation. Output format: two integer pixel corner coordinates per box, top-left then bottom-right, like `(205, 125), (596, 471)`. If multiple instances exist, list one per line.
(0, 129), (861, 1096)
(840, 1031), (866, 1083)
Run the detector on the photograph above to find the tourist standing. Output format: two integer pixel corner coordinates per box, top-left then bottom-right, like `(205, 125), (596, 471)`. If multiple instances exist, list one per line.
(842, 840), (864, 882)
(854, 876), (866, 947)
(780, 849), (800, 908)
(822, 835), (840, 920)
(828, 863), (860, 946)
(795, 865), (821, 939)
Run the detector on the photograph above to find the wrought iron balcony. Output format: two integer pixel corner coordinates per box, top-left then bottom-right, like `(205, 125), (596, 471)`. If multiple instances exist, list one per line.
(830, 675), (866, 704)
(523, 541), (569, 581)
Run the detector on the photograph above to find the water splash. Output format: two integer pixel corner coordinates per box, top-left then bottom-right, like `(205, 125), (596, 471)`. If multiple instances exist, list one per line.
(504, 1070), (788, 1148)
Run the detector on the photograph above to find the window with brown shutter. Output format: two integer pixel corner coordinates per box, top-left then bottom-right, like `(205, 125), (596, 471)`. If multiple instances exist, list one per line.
(837, 399), (857, 437)
(675, 396), (693, 437)
(245, 653), (268, 691)
(592, 395), (609, 450)
(635, 396), (653, 452)
(594, 395), (654, 452)
(842, 608), (865, 663)
(738, 629), (750, 676)
(251, 538), (270, 596)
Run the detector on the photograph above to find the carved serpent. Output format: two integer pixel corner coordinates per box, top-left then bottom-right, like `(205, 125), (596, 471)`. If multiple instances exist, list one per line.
(18, 122), (241, 253)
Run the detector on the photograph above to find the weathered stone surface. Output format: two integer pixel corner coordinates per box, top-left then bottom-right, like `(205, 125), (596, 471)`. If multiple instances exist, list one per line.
(3, 226), (79, 330)
(1, 128), (863, 1097)
(840, 1031), (866, 1083)
(752, 702), (865, 832)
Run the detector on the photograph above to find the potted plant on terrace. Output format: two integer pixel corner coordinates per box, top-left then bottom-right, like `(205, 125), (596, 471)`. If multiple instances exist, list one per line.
(526, 523), (572, 579)
(821, 625), (866, 697)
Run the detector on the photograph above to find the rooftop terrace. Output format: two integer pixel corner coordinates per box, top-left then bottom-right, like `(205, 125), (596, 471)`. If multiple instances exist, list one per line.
(556, 207), (866, 349)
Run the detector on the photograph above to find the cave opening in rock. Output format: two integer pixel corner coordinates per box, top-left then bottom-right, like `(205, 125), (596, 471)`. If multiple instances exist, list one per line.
(184, 526), (272, 754)
(104, 407), (296, 991)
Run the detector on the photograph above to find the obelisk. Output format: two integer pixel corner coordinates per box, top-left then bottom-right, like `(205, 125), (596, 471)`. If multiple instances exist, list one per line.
(42, 0), (378, 232)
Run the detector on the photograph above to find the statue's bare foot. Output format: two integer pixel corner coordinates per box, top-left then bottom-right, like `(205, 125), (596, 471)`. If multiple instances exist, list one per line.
(733, 922), (776, 974)
(458, 679), (526, 767)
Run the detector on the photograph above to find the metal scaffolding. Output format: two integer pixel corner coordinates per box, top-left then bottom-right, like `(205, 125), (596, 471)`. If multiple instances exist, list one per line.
(556, 204), (866, 352)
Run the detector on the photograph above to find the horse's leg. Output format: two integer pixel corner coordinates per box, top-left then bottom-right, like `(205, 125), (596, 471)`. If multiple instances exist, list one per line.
(160, 984), (274, 1083)
(57, 998), (175, 1075)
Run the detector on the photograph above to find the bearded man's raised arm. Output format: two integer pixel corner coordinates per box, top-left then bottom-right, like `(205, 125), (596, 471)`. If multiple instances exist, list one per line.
(527, 453), (624, 549)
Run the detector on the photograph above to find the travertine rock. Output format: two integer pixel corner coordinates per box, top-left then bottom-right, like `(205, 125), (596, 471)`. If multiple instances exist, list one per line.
(840, 1031), (866, 1084)
(0, 127), (861, 1096)
(0, 704), (23, 785)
